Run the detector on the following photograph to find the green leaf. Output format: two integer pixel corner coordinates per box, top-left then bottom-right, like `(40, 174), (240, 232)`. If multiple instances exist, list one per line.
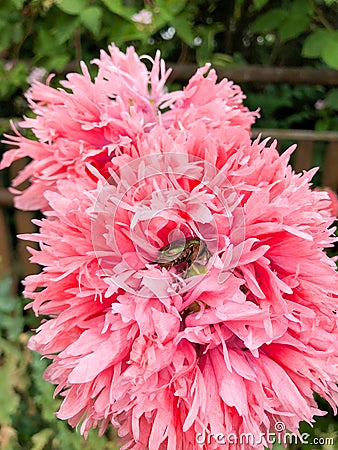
(108, 18), (147, 45)
(289, 0), (314, 16)
(80, 6), (103, 37)
(322, 47), (338, 69)
(31, 429), (54, 450)
(325, 89), (338, 110)
(195, 23), (224, 65)
(0, 14), (23, 52)
(0, 339), (20, 423)
(0, 21), (12, 53)
(278, 0), (313, 42)
(251, 8), (287, 33)
(322, 31), (338, 69)
(303, 29), (338, 68)
(253, 0), (270, 10)
(171, 14), (195, 46)
(35, 26), (57, 57)
(278, 14), (310, 42)
(0, 278), (24, 341)
(45, 54), (70, 71)
(302, 29), (329, 58)
(57, 0), (88, 15)
(156, 0), (188, 17)
(53, 14), (80, 44)
(145, 13), (167, 33)
(315, 118), (329, 131)
(9, 0), (24, 9)
(101, 0), (135, 20)
(271, 443), (286, 450)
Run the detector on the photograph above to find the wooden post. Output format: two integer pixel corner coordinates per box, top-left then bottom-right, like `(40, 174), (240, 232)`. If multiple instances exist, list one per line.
(322, 141), (338, 192)
(293, 140), (314, 173)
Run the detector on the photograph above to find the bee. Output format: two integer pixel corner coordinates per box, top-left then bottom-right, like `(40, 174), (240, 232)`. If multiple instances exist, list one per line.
(153, 237), (210, 271)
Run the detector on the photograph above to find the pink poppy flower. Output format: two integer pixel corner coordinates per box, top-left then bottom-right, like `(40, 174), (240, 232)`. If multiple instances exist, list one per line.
(15, 105), (338, 450)
(0, 45), (256, 211)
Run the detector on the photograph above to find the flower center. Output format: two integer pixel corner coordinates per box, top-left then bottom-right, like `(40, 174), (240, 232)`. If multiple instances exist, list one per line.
(153, 237), (210, 273)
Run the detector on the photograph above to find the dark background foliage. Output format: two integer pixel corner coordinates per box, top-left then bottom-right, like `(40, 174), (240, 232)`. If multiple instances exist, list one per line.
(1, 0), (338, 133)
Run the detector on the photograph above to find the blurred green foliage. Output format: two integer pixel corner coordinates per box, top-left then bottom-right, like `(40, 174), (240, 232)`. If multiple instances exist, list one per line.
(0, 277), (337, 449)
(0, 278), (121, 449)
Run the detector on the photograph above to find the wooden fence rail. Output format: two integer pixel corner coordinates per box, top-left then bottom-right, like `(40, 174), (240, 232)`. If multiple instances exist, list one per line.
(169, 64), (338, 85)
(1, 65), (337, 293)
